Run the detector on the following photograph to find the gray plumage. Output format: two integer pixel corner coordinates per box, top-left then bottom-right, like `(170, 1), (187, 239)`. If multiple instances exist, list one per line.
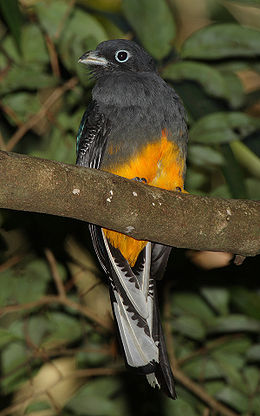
(76, 39), (188, 399)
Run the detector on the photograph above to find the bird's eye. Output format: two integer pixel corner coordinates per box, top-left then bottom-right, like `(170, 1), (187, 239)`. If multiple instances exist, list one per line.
(115, 50), (130, 63)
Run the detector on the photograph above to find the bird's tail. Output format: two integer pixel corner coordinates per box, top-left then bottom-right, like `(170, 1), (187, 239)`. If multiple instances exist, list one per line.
(147, 288), (176, 399)
(102, 233), (176, 399)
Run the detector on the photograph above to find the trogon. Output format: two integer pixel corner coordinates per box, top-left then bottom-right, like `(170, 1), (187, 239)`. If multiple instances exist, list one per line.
(76, 39), (188, 399)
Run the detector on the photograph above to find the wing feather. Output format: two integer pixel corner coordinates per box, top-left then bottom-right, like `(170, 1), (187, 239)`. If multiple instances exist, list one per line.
(76, 100), (110, 169)
(113, 290), (158, 368)
(102, 231), (149, 319)
(101, 232), (159, 369)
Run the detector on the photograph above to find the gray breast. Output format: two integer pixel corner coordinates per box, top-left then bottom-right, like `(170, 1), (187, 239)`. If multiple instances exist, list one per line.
(92, 72), (188, 167)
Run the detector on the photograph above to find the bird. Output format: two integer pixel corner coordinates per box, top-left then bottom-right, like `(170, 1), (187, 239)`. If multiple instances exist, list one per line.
(76, 39), (188, 399)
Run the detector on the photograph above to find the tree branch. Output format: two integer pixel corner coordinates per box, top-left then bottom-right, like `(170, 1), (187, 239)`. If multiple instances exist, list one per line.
(0, 150), (259, 257)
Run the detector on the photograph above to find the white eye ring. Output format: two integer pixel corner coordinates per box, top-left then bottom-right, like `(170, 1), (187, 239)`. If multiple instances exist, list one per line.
(115, 49), (130, 63)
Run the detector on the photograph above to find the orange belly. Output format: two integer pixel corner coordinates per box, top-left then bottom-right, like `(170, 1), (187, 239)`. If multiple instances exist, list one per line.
(103, 132), (185, 266)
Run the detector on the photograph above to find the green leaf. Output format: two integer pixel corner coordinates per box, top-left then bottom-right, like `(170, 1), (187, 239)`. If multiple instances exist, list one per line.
(163, 62), (224, 97)
(208, 314), (260, 334)
(230, 140), (260, 179)
(0, 35), (21, 63)
(172, 293), (215, 320)
(221, 143), (247, 199)
(25, 401), (51, 414)
(2, 342), (28, 393)
(1, 23), (49, 67)
(221, 72), (244, 109)
(76, 348), (109, 368)
(190, 112), (260, 144)
(210, 184), (232, 199)
(182, 24), (260, 59)
(0, 259), (50, 306)
(35, 0), (73, 39)
(164, 398), (199, 416)
(230, 287), (260, 319)
(122, 0), (176, 59)
(174, 386), (202, 412)
(247, 344), (260, 361)
(200, 287), (229, 315)
(43, 312), (82, 347)
(182, 357), (223, 379)
(0, 271), (14, 306)
(224, 0), (260, 7)
(209, 336), (251, 355)
(252, 396), (260, 415)
(245, 177), (260, 200)
(204, 380), (226, 396)
(173, 316), (206, 340)
(7, 321), (26, 339)
(185, 168), (207, 191)
(243, 366), (260, 394)
(215, 60), (251, 73)
(31, 128), (75, 164)
(0, 328), (19, 349)
(162, 61), (244, 107)
(0, 64), (57, 95)
(212, 351), (245, 370)
(16, 259), (51, 304)
(21, 24), (49, 64)
(188, 145), (225, 167)
(212, 351), (245, 390)
(216, 386), (249, 413)
(95, 15), (125, 39)
(173, 80), (226, 122)
(27, 316), (50, 346)
(174, 336), (197, 360)
(58, 9), (107, 83)
(65, 377), (128, 416)
(220, 364), (245, 392)
(0, 0), (22, 52)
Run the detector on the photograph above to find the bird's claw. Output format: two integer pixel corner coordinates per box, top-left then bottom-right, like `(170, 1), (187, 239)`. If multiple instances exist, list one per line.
(132, 177), (147, 183)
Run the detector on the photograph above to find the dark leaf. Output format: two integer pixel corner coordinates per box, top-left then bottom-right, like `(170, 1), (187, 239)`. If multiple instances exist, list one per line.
(173, 316), (206, 340)
(122, 0), (176, 59)
(221, 143), (247, 199)
(0, 0), (22, 51)
(200, 287), (230, 316)
(207, 314), (260, 334)
(25, 401), (51, 414)
(216, 386), (249, 412)
(182, 24), (260, 59)
(190, 112), (260, 144)
(65, 377), (128, 416)
(224, 0), (260, 7)
(163, 62), (244, 107)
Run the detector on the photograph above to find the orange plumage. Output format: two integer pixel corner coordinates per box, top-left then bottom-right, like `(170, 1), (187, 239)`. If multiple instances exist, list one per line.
(103, 132), (185, 266)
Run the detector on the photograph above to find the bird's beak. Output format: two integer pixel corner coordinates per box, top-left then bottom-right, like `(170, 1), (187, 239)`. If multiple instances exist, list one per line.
(78, 51), (108, 66)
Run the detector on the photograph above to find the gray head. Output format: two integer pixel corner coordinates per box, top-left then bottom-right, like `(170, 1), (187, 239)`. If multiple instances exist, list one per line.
(78, 39), (157, 78)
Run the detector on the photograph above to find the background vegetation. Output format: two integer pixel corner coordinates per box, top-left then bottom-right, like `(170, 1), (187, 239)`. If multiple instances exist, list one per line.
(0, 0), (260, 415)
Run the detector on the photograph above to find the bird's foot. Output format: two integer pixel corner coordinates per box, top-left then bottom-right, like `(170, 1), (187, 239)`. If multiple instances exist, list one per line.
(175, 186), (188, 194)
(132, 177), (147, 184)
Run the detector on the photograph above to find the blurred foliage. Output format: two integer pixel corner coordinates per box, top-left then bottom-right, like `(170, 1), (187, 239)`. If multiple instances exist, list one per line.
(0, 0), (260, 415)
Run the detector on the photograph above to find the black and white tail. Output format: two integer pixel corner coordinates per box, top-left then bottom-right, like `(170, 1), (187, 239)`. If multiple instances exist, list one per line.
(89, 224), (176, 399)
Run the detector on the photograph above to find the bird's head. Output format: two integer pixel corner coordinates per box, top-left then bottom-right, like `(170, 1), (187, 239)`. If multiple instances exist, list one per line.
(78, 39), (156, 78)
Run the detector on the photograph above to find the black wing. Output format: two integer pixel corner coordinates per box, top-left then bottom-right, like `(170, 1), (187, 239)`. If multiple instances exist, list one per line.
(151, 244), (172, 281)
(76, 100), (110, 169)
(76, 101), (112, 275)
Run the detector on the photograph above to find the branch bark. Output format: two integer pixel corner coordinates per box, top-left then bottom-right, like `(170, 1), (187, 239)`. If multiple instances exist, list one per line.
(0, 150), (259, 257)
